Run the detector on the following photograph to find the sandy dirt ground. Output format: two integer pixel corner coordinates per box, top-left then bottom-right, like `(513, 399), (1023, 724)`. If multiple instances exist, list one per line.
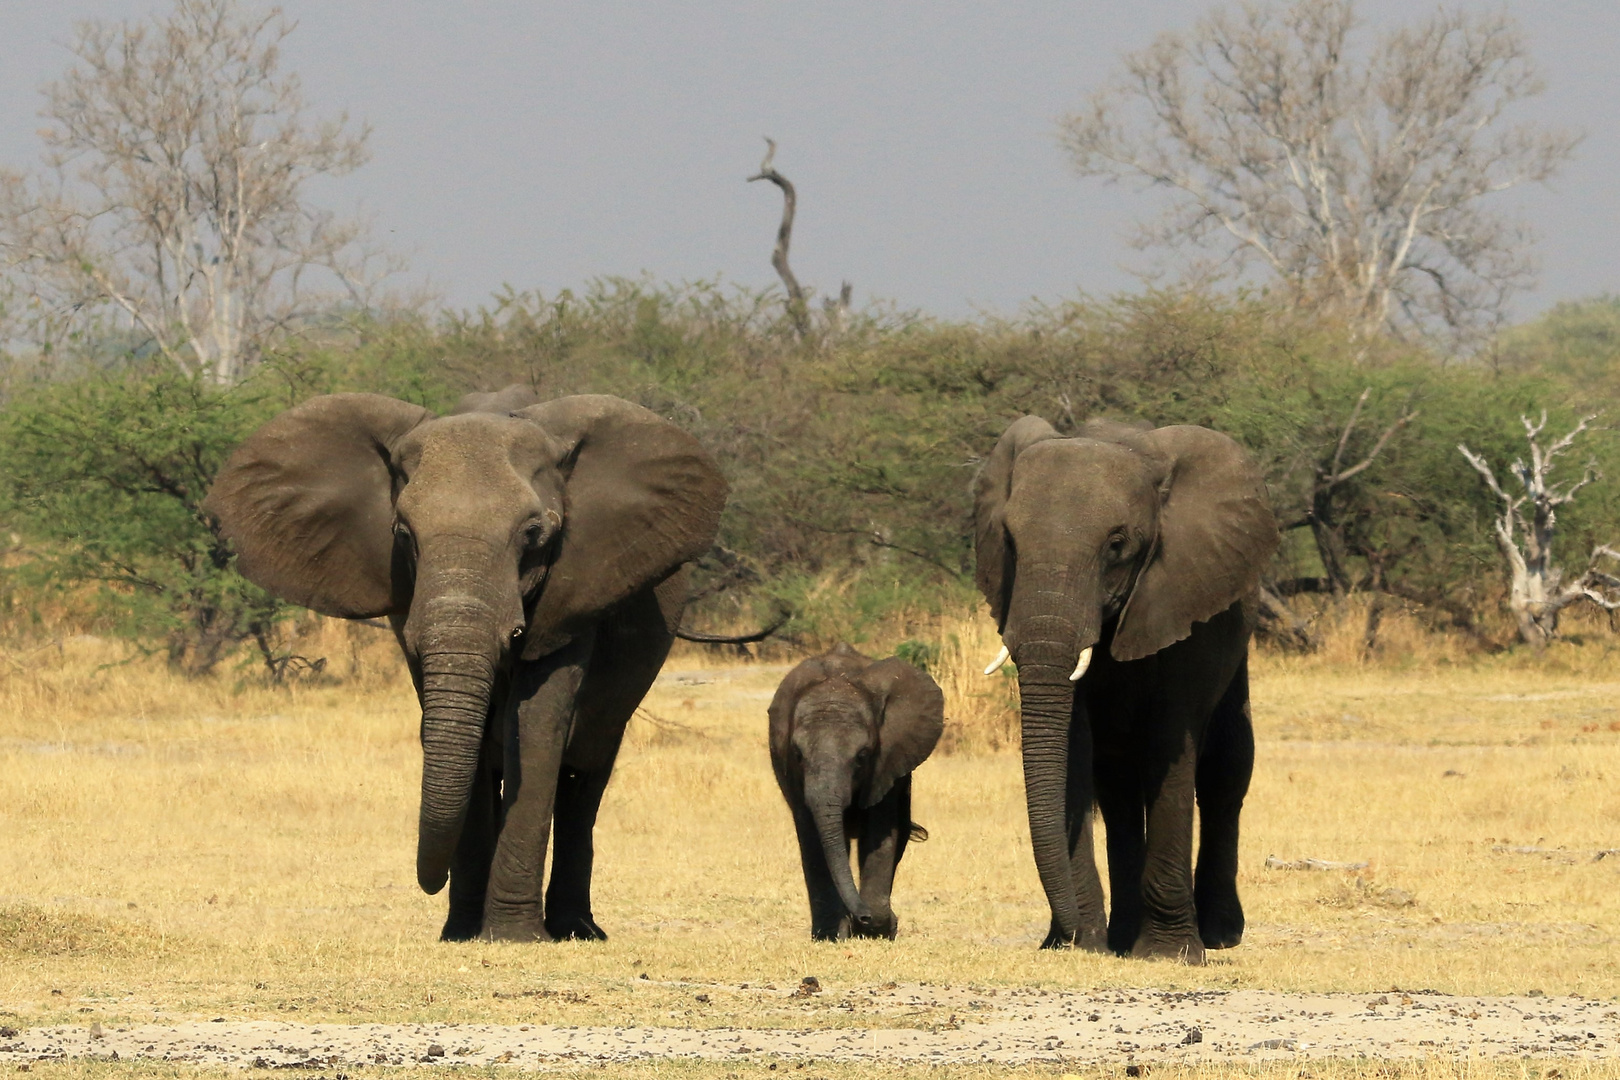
(4, 984), (1617, 1068)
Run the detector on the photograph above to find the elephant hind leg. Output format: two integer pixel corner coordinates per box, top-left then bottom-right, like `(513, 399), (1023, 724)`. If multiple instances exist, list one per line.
(544, 764), (614, 941)
(1195, 656), (1254, 950)
(543, 574), (682, 942)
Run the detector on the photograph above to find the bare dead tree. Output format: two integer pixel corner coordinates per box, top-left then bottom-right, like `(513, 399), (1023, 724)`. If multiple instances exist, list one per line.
(0, 0), (396, 383)
(1459, 412), (1620, 647)
(1301, 388), (1418, 594)
(747, 138), (808, 337)
(747, 138), (849, 339)
(1059, 0), (1578, 344)
(823, 280), (854, 336)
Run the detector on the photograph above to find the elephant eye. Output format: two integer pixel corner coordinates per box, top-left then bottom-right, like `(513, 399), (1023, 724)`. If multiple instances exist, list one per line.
(393, 520), (412, 541)
(522, 521), (548, 549)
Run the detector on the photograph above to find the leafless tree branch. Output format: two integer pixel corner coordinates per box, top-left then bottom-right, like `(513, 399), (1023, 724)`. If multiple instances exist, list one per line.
(747, 137), (809, 337)
(0, 0), (400, 382)
(1303, 386), (1418, 594)
(1460, 412), (1617, 646)
(1058, 0), (1579, 344)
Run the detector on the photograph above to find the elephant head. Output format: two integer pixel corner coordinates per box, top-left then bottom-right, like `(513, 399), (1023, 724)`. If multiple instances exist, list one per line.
(972, 415), (1276, 941)
(204, 389), (727, 895)
(768, 644), (943, 930)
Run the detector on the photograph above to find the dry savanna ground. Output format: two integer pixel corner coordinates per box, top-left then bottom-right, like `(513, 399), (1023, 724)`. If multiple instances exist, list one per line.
(11, 1058), (1620, 1080)
(1, 603), (1618, 1074)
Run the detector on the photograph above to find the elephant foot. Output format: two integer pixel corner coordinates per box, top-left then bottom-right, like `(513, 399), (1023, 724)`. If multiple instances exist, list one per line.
(1196, 890), (1246, 950)
(439, 913), (484, 942)
(1041, 916), (1109, 952)
(480, 917), (551, 943)
(813, 915), (857, 942)
(1131, 932), (1206, 966)
(850, 912), (898, 941)
(545, 912), (608, 942)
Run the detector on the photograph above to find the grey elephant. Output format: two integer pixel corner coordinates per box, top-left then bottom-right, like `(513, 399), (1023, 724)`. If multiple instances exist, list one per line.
(768, 644), (944, 941)
(205, 387), (726, 942)
(973, 415), (1277, 963)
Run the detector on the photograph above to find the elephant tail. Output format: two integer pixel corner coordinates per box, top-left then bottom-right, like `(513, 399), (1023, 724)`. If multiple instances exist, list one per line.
(674, 602), (792, 645)
(908, 822), (929, 843)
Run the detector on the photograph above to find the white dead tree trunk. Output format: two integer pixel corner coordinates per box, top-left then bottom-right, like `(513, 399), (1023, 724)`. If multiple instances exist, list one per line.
(1459, 413), (1620, 647)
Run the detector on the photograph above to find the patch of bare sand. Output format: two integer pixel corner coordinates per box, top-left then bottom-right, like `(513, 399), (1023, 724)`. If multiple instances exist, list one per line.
(3, 985), (1616, 1067)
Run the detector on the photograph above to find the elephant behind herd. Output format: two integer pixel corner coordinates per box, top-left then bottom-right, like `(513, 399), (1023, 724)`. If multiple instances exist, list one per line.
(206, 386), (1275, 962)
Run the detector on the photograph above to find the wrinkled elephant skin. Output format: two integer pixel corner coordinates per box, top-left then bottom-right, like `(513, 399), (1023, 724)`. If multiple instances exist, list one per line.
(205, 386), (726, 942)
(973, 416), (1278, 963)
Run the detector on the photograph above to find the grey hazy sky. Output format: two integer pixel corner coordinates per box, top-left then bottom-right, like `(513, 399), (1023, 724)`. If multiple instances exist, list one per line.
(2, 1), (1615, 320)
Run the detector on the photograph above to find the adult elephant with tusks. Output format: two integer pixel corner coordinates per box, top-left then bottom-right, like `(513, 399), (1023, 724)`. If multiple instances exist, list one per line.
(204, 385), (726, 942)
(974, 415), (1277, 963)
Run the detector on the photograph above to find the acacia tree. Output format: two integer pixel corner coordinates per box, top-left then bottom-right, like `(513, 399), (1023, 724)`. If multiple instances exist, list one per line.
(0, 0), (391, 383)
(1059, 0), (1577, 344)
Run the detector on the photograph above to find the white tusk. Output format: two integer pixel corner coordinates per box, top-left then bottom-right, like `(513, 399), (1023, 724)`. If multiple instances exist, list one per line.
(983, 645), (1010, 676)
(1068, 646), (1094, 682)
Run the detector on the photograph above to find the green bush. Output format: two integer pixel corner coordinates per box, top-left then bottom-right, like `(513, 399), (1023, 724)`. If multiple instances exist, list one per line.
(3, 279), (1616, 667)
(0, 364), (288, 673)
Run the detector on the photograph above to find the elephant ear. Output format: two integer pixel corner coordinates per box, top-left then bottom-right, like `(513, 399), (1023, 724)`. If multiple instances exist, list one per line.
(1111, 425), (1278, 662)
(516, 395), (727, 659)
(973, 415), (1060, 629)
(204, 394), (433, 619)
(856, 657), (944, 808)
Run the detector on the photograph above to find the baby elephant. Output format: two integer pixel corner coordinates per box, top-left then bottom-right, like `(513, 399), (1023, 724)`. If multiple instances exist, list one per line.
(769, 643), (944, 940)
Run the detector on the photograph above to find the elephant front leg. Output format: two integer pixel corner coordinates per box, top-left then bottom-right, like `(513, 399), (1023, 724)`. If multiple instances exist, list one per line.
(791, 804), (849, 940)
(442, 748), (502, 941)
(543, 764), (614, 941)
(1134, 729), (1204, 964)
(1095, 754), (1145, 955)
(482, 638), (592, 942)
(1047, 806), (1108, 952)
(852, 778), (909, 940)
(1044, 711), (1107, 952)
(1056, 709), (1108, 952)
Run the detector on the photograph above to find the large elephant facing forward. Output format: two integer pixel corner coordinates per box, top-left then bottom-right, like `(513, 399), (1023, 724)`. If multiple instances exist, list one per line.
(205, 387), (726, 942)
(974, 416), (1277, 963)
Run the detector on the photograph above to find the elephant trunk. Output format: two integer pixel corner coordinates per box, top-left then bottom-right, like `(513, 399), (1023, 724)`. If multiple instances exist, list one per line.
(413, 594), (503, 896)
(1011, 567), (1098, 945)
(806, 782), (873, 930)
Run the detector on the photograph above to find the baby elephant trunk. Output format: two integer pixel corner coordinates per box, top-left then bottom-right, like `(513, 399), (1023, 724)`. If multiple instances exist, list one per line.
(806, 784), (874, 930)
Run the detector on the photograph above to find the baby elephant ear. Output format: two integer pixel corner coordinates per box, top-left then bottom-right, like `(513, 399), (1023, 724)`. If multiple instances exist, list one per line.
(516, 395), (727, 658)
(1112, 425), (1278, 662)
(204, 394), (433, 619)
(855, 657), (945, 808)
(973, 415), (1060, 629)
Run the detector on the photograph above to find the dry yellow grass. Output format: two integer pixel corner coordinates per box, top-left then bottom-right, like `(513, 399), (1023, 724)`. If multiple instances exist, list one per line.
(1, 610), (1617, 1039)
